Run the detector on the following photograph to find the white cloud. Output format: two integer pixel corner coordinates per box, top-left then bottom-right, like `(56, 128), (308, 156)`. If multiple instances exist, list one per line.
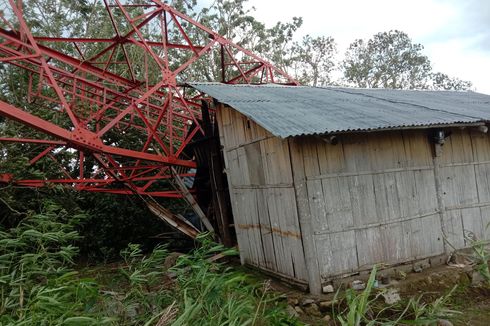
(243, 0), (490, 94)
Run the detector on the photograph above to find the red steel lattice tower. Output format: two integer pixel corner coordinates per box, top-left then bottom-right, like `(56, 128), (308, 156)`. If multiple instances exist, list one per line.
(0, 0), (297, 237)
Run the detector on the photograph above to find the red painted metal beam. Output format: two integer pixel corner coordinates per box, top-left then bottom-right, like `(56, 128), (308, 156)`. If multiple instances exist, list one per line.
(0, 100), (195, 168)
(0, 137), (66, 145)
(0, 0), (297, 205)
(33, 37), (204, 51)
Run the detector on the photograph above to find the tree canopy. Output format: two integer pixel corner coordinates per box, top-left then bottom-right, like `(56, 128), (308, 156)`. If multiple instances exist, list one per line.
(430, 72), (473, 91)
(342, 30), (472, 90)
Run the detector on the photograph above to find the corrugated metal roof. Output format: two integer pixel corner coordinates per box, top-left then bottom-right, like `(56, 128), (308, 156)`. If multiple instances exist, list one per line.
(189, 82), (490, 138)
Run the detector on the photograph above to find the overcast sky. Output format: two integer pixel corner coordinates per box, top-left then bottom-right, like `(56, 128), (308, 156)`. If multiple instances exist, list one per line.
(243, 0), (490, 94)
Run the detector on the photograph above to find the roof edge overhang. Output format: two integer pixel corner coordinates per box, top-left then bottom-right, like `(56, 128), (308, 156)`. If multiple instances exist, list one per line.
(215, 101), (488, 139)
(187, 82), (490, 139)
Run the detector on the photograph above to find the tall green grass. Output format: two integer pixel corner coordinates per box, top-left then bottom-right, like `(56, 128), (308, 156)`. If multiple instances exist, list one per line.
(1, 202), (466, 325)
(0, 202), (114, 325)
(332, 266), (459, 326)
(0, 205), (299, 325)
(466, 230), (490, 286)
(169, 234), (299, 326)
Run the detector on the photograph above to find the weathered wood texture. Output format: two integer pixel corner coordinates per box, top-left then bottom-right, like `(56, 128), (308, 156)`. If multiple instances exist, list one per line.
(289, 132), (444, 283)
(289, 128), (490, 284)
(218, 104), (490, 292)
(217, 105), (308, 283)
(438, 129), (490, 247)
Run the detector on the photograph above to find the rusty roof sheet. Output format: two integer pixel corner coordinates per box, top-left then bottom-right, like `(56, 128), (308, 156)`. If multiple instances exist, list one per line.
(189, 82), (490, 138)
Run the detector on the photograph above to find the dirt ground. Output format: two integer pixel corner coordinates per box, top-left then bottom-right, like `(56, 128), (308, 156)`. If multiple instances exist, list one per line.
(258, 263), (490, 325)
(395, 266), (490, 326)
(84, 256), (490, 325)
(455, 289), (490, 325)
(437, 286), (490, 326)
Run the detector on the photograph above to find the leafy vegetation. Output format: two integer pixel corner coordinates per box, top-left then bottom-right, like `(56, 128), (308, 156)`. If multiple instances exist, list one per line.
(0, 182), (175, 262)
(0, 205), (297, 325)
(342, 30), (472, 90)
(169, 235), (298, 326)
(460, 226), (490, 291)
(0, 202), (112, 325)
(465, 229), (490, 287)
(332, 266), (459, 326)
(0, 205), (467, 325)
(334, 267), (380, 325)
(343, 30), (432, 89)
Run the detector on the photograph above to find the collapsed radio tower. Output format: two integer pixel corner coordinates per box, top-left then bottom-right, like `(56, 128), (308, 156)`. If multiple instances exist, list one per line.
(0, 0), (297, 241)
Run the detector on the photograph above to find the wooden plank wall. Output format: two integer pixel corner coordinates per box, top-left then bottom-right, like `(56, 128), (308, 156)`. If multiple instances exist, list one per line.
(216, 105), (308, 283)
(217, 104), (490, 292)
(289, 131), (445, 284)
(438, 129), (490, 248)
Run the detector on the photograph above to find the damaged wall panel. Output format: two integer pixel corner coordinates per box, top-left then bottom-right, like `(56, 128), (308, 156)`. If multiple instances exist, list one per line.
(217, 106), (308, 284)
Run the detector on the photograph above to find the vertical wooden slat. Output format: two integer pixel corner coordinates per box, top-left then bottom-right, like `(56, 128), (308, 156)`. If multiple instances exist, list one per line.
(256, 188), (276, 270)
(283, 188), (309, 281)
(316, 231), (358, 276)
(266, 188), (294, 276)
(232, 191), (250, 264)
(218, 106), (309, 285)
(289, 138), (321, 294)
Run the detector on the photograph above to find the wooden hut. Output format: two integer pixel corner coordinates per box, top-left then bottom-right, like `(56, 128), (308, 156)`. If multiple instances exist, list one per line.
(190, 83), (490, 294)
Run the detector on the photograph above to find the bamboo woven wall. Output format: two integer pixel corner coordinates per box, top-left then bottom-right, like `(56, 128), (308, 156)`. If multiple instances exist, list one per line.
(217, 104), (490, 293)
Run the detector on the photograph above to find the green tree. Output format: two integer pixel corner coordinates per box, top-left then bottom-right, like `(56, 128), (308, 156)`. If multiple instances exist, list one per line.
(430, 72), (473, 91)
(343, 30), (432, 89)
(187, 0), (304, 82)
(292, 35), (336, 86)
(253, 18), (304, 74)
